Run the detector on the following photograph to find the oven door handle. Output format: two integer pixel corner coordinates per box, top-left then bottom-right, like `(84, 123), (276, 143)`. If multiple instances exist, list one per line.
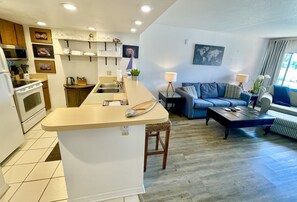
(15, 84), (42, 94)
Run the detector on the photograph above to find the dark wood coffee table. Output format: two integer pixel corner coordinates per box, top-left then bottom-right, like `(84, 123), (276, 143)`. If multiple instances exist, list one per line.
(206, 107), (275, 139)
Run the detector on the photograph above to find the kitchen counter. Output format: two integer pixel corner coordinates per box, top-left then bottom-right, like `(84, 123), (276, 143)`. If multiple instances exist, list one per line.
(42, 78), (168, 131)
(41, 77), (168, 202)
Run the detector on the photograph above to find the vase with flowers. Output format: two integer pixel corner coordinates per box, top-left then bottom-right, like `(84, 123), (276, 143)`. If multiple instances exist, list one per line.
(251, 75), (264, 94)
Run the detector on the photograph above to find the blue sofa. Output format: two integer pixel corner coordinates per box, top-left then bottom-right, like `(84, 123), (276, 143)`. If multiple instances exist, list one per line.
(175, 82), (251, 119)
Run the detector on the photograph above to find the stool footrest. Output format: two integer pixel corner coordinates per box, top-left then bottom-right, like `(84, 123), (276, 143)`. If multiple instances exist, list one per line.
(147, 151), (164, 155)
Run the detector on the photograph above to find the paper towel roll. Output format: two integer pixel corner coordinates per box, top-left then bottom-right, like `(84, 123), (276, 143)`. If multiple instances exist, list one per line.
(117, 69), (122, 82)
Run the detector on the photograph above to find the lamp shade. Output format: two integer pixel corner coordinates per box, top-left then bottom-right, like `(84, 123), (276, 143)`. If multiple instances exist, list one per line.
(165, 72), (177, 82)
(236, 74), (249, 83)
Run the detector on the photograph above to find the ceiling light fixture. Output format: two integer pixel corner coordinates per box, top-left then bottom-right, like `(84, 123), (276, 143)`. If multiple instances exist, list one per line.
(135, 20), (143, 26)
(141, 5), (151, 13)
(37, 21), (46, 26)
(88, 27), (95, 31)
(131, 28), (137, 33)
(62, 3), (77, 11)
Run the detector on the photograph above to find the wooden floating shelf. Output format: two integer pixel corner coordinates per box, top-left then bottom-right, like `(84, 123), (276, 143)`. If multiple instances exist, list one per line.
(56, 38), (122, 44)
(56, 54), (122, 64)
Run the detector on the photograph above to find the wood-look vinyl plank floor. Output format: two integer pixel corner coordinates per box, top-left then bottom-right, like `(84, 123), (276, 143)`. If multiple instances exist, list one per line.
(143, 113), (297, 202)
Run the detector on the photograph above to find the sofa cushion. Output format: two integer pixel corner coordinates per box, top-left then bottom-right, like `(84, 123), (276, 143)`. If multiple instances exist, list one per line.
(224, 84), (241, 99)
(220, 98), (247, 106)
(203, 98), (230, 107)
(200, 83), (218, 99)
(182, 86), (198, 99)
(270, 103), (297, 116)
(182, 83), (200, 97)
(290, 89), (297, 107)
(193, 99), (214, 109)
(273, 85), (290, 106)
(217, 83), (227, 97)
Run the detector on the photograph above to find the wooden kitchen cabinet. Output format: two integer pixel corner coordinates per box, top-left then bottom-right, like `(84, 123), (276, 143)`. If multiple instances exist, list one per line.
(14, 23), (26, 48)
(0, 19), (26, 48)
(42, 81), (51, 111)
(0, 19), (18, 45)
(64, 84), (95, 107)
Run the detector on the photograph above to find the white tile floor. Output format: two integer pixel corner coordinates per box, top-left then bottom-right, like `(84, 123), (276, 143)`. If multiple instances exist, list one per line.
(0, 122), (140, 202)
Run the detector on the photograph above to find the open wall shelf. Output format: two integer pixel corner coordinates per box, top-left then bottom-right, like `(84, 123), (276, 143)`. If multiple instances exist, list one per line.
(57, 38), (122, 65)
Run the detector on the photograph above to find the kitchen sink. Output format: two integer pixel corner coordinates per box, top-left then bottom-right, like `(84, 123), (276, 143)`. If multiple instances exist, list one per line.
(96, 88), (120, 93)
(95, 82), (124, 93)
(99, 83), (120, 88)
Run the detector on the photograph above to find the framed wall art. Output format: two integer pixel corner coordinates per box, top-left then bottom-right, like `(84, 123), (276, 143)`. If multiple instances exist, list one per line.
(34, 60), (56, 73)
(32, 44), (55, 59)
(193, 44), (225, 66)
(29, 27), (52, 44)
(122, 45), (139, 58)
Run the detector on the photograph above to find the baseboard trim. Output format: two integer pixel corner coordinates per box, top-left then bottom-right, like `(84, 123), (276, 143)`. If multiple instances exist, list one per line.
(68, 185), (145, 202)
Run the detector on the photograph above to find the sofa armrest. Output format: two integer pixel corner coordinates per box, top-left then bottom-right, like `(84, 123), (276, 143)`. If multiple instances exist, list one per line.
(176, 88), (195, 118)
(240, 92), (251, 105)
(260, 92), (273, 113)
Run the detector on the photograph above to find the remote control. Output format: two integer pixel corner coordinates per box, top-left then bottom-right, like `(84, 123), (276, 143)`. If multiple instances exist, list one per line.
(230, 108), (237, 112)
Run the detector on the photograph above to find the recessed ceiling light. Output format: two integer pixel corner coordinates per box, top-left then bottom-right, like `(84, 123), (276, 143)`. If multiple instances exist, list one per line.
(37, 21), (46, 26)
(88, 27), (95, 31)
(63, 3), (77, 11)
(141, 5), (151, 13)
(135, 20), (143, 26)
(131, 28), (137, 33)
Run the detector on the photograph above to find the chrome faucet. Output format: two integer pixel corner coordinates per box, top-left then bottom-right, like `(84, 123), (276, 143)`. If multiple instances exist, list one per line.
(113, 80), (123, 89)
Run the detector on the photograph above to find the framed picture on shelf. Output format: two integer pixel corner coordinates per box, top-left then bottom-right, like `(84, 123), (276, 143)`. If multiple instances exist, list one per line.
(29, 27), (52, 44)
(32, 44), (55, 59)
(34, 60), (56, 73)
(193, 44), (225, 66)
(122, 45), (139, 58)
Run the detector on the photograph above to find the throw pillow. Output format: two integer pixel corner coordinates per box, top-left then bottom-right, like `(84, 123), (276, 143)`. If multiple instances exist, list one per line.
(290, 89), (297, 107)
(200, 83), (218, 99)
(217, 83), (227, 97)
(273, 85), (290, 106)
(224, 84), (241, 99)
(182, 86), (198, 99)
(182, 82), (201, 97)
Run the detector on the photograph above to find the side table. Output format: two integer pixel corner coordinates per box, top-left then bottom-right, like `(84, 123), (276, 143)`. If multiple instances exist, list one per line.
(158, 91), (185, 114)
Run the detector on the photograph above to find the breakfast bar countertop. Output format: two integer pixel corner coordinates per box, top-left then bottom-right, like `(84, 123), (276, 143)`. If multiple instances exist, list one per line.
(41, 77), (168, 131)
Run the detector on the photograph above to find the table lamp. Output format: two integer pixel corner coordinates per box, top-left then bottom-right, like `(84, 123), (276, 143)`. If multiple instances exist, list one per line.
(236, 74), (249, 90)
(165, 72), (177, 94)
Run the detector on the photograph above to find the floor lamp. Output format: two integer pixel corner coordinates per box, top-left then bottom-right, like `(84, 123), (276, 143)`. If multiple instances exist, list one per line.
(165, 72), (177, 95)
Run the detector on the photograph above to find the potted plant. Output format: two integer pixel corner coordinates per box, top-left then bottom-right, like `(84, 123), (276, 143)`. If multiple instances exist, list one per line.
(130, 68), (140, 81)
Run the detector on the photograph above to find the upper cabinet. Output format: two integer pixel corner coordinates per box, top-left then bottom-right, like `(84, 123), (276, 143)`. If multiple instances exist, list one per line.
(14, 23), (26, 48)
(0, 19), (26, 48)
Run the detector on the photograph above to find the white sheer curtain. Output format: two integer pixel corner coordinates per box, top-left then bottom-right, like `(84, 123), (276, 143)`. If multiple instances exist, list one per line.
(260, 39), (289, 85)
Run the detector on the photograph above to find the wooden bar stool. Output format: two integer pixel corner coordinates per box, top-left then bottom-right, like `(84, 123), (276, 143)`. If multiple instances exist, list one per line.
(144, 120), (172, 172)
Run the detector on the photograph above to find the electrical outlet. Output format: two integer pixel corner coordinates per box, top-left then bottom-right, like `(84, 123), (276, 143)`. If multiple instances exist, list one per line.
(121, 126), (129, 136)
(107, 70), (112, 75)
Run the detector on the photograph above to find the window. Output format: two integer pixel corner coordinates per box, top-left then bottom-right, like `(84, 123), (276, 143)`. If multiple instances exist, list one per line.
(276, 53), (297, 89)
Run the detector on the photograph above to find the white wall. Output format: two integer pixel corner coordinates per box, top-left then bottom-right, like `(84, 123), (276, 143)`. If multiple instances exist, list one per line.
(23, 26), (139, 109)
(139, 24), (269, 97)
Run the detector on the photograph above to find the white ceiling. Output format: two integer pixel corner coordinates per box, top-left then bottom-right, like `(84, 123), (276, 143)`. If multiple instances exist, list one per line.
(1, 0), (297, 38)
(0, 0), (176, 33)
(156, 0), (297, 38)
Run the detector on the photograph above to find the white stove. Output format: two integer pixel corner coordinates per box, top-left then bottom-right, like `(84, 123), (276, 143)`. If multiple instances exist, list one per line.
(13, 80), (46, 133)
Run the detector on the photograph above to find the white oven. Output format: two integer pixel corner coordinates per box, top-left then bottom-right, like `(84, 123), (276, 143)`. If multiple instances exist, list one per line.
(14, 81), (46, 133)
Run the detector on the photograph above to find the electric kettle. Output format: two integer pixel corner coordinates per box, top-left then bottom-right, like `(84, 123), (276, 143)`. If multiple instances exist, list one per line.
(66, 77), (75, 85)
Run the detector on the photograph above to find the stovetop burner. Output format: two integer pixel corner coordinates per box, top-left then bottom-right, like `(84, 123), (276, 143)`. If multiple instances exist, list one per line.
(12, 80), (38, 88)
